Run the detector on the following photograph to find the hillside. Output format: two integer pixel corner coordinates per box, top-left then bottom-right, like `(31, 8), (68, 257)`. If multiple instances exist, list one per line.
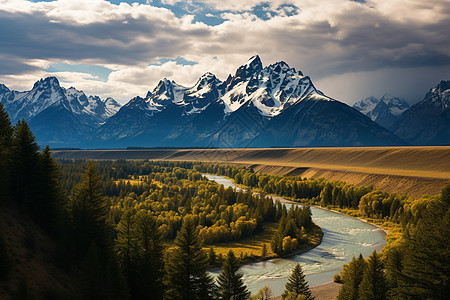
(0, 204), (81, 300)
(51, 146), (450, 198)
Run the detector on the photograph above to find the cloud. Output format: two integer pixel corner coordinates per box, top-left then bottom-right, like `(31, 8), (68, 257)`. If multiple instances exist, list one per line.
(0, 0), (448, 105)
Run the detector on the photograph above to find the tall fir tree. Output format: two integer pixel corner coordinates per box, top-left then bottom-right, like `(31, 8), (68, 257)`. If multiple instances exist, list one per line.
(134, 212), (166, 300)
(10, 120), (40, 207)
(35, 145), (67, 234)
(68, 161), (111, 259)
(165, 216), (215, 300)
(337, 254), (367, 300)
(282, 263), (313, 300)
(216, 250), (250, 300)
(358, 251), (387, 300)
(115, 209), (138, 296)
(0, 102), (13, 201)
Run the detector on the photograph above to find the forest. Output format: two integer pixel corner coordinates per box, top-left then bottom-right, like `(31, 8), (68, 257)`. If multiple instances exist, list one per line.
(1, 100), (449, 299)
(0, 103), (320, 299)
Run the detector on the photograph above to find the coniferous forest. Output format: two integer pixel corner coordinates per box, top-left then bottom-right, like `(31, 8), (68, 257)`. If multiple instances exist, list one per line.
(1, 101), (449, 299)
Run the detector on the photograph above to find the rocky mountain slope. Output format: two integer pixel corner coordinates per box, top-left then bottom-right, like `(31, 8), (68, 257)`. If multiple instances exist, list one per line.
(1, 56), (408, 148)
(353, 95), (410, 128)
(90, 56), (404, 148)
(0, 77), (121, 146)
(390, 81), (450, 145)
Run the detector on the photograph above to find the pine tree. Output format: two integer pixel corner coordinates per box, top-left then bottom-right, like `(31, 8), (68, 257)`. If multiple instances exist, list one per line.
(394, 184), (450, 299)
(216, 250), (250, 300)
(115, 209), (138, 294)
(209, 246), (217, 266)
(282, 263), (313, 299)
(337, 254), (367, 300)
(165, 216), (215, 300)
(10, 120), (40, 207)
(358, 251), (387, 300)
(35, 145), (66, 234)
(68, 161), (110, 258)
(0, 102), (13, 200)
(134, 212), (165, 300)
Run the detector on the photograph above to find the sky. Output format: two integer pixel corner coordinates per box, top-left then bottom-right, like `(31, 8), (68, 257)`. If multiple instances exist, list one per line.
(0, 0), (449, 105)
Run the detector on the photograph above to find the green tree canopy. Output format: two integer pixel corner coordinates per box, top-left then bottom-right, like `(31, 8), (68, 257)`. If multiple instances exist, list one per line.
(394, 184), (450, 299)
(217, 250), (250, 300)
(165, 216), (215, 300)
(358, 250), (387, 300)
(0, 102), (13, 200)
(337, 254), (367, 300)
(282, 263), (313, 300)
(10, 120), (40, 206)
(68, 161), (110, 258)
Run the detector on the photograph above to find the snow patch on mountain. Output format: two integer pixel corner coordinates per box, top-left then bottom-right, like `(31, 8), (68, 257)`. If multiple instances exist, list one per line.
(353, 94), (410, 128)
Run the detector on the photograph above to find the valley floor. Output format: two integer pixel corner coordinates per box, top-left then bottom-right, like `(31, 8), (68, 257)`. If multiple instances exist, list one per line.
(52, 146), (450, 198)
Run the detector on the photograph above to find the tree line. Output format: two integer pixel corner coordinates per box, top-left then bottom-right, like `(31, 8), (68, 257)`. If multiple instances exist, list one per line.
(1, 103), (318, 299)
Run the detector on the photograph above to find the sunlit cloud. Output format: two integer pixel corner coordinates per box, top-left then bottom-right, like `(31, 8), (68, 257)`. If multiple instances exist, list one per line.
(0, 0), (448, 104)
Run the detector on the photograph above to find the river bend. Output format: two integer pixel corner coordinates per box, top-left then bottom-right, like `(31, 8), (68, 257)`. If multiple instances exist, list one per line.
(204, 174), (387, 296)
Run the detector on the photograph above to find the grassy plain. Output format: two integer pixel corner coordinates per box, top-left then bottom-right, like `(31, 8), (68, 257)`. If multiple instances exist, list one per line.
(53, 146), (450, 197)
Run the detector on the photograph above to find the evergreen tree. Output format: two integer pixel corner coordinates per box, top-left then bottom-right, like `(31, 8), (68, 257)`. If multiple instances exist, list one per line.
(115, 210), (138, 295)
(394, 185), (450, 299)
(209, 246), (217, 266)
(35, 145), (66, 234)
(358, 251), (387, 300)
(134, 212), (165, 300)
(10, 120), (40, 207)
(165, 216), (215, 300)
(282, 263), (313, 300)
(216, 250), (250, 300)
(337, 254), (367, 300)
(0, 102), (13, 200)
(384, 247), (402, 299)
(68, 161), (110, 259)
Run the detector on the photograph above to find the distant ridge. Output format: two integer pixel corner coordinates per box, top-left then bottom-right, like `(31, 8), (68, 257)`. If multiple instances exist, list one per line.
(2, 56), (409, 148)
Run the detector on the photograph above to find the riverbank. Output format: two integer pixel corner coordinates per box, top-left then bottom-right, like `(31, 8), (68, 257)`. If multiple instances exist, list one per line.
(206, 175), (387, 299)
(271, 282), (341, 300)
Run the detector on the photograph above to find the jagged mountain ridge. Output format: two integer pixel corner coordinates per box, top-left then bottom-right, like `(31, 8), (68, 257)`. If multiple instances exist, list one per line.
(91, 55), (404, 148)
(0, 77), (121, 146)
(1, 56), (408, 147)
(390, 81), (450, 145)
(353, 94), (410, 128)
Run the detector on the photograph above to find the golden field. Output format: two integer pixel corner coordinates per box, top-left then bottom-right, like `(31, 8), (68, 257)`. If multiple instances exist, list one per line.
(52, 146), (450, 198)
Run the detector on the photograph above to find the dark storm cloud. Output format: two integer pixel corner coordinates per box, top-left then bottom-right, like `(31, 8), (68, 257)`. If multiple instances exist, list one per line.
(0, 54), (40, 75)
(0, 0), (448, 103)
(0, 9), (209, 66)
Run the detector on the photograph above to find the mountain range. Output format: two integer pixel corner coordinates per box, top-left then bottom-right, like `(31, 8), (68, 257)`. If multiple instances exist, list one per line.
(0, 77), (121, 146)
(389, 80), (450, 145)
(353, 95), (410, 129)
(1, 56), (448, 148)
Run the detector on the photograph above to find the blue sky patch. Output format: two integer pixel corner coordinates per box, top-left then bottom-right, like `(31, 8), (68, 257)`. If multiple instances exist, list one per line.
(150, 56), (198, 66)
(46, 63), (113, 81)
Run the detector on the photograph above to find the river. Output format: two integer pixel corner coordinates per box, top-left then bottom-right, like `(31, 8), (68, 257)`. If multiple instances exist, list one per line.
(203, 174), (387, 296)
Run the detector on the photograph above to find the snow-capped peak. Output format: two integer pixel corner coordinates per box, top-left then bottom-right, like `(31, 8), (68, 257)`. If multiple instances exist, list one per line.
(244, 55), (263, 70)
(0, 83), (10, 93)
(353, 96), (379, 116)
(424, 80), (450, 111)
(1, 76), (120, 125)
(151, 78), (187, 105)
(220, 56), (328, 116)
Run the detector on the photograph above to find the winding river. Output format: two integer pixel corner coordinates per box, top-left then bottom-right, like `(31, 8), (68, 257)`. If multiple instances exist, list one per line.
(204, 174), (387, 296)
